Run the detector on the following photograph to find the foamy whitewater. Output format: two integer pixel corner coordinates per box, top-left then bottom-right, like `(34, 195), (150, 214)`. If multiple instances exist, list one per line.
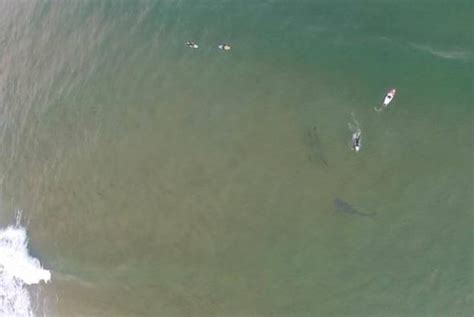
(0, 215), (51, 317)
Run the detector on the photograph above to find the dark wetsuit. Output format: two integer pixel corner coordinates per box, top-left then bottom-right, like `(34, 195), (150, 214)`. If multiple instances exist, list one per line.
(353, 134), (361, 149)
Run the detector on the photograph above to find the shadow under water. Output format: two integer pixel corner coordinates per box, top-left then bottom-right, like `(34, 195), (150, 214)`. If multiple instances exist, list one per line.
(334, 198), (376, 218)
(304, 126), (328, 167)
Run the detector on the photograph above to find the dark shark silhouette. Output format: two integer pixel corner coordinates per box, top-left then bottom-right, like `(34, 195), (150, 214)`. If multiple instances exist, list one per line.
(305, 126), (328, 167)
(334, 198), (376, 218)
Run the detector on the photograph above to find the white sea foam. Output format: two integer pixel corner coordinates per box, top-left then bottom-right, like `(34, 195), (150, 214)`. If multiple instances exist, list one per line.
(374, 36), (472, 61)
(408, 42), (472, 60)
(0, 219), (51, 316)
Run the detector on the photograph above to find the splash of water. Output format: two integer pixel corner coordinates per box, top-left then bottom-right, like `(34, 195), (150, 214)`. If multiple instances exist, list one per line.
(0, 214), (51, 316)
(348, 112), (362, 151)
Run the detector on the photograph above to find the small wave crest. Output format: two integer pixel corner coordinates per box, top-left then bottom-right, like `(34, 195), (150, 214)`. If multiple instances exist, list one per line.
(0, 213), (51, 317)
(374, 36), (472, 61)
(348, 112), (360, 134)
(408, 42), (472, 60)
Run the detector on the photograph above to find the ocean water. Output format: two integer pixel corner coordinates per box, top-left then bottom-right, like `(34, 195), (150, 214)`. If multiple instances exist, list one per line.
(0, 0), (472, 316)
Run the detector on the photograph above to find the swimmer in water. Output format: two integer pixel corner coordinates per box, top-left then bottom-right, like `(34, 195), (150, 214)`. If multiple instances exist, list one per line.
(185, 41), (199, 49)
(352, 130), (361, 152)
(218, 43), (231, 51)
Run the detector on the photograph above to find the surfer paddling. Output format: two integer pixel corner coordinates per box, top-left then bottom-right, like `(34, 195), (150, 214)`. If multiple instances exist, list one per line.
(375, 88), (396, 111)
(185, 41), (199, 49)
(352, 130), (361, 152)
(218, 43), (231, 51)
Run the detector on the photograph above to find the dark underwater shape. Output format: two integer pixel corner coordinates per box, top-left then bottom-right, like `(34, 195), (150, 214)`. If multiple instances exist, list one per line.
(305, 126), (328, 167)
(334, 198), (376, 218)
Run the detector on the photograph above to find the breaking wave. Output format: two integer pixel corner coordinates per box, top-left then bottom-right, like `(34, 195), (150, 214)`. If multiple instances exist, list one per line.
(0, 212), (51, 317)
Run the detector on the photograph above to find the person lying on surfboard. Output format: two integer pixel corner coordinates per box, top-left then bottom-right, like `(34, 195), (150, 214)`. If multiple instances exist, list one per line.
(352, 130), (361, 152)
(375, 88), (396, 111)
(185, 41), (199, 49)
(218, 43), (231, 51)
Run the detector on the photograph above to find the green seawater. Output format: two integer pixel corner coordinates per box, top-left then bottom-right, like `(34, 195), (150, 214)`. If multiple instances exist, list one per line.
(0, 0), (472, 316)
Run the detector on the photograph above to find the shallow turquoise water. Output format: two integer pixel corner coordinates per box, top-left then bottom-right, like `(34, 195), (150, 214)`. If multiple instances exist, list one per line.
(0, 1), (472, 316)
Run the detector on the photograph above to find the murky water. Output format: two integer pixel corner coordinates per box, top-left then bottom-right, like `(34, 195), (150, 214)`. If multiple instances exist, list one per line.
(0, 1), (472, 316)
